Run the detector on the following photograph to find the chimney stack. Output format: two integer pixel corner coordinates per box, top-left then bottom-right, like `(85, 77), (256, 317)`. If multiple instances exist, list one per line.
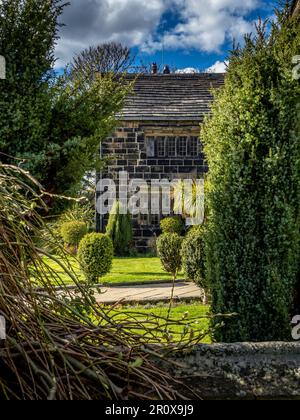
(151, 63), (158, 74)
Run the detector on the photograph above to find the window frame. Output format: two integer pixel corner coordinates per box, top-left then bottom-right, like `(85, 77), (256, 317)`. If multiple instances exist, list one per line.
(177, 136), (188, 157)
(156, 136), (166, 158)
(145, 135), (200, 158)
(189, 136), (199, 157)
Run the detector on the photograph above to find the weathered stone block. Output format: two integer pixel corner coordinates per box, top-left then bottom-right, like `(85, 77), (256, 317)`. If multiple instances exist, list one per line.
(156, 342), (300, 400)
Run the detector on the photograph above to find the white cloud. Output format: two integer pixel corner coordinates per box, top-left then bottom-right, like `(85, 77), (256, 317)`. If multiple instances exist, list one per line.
(141, 0), (259, 54)
(175, 67), (200, 74)
(205, 60), (228, 73)
(56, 0), (261, 67)
(56, 0), (167, 67)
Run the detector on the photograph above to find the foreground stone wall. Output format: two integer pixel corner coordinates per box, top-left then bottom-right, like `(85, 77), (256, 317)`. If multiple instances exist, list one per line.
(159, 342), (300, 400)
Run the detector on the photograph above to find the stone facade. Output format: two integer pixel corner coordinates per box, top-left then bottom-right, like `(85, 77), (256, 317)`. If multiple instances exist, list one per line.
(97, 120), (206, 252)
(96, 73), (224, 252)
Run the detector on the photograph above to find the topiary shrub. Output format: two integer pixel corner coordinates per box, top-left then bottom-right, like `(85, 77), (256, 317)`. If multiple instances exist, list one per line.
(106, 201), (133, 256)
(60, 221), (88, 253)
(157, 233), (183, 281)
(181, 226), (208, 303)
(202, 7), (300, 342)
(78, 233), (114, 283)
(160, 217), (185, 235)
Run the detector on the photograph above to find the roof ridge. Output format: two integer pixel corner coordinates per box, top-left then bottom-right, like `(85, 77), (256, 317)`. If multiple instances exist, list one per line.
(125, 73), (225, 78)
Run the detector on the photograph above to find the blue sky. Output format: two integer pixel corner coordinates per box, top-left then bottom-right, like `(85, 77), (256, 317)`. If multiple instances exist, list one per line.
(56, 0), (278, 72)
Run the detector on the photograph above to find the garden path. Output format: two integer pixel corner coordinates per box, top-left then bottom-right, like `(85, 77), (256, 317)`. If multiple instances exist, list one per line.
(94, 282), (203, 305)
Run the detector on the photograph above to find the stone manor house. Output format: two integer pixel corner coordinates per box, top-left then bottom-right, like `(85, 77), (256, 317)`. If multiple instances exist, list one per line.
(97, 69), (224, 252)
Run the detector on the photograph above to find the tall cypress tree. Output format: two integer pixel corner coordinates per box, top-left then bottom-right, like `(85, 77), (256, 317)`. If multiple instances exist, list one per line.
(203, 5), (300, 342)
(106, 201), (133, 256)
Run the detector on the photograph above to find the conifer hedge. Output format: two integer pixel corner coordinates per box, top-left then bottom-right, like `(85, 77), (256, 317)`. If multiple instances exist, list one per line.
(202, 6), (300, 342)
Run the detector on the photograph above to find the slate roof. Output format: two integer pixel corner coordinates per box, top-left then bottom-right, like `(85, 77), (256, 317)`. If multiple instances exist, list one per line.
(119, 73), (225, 122)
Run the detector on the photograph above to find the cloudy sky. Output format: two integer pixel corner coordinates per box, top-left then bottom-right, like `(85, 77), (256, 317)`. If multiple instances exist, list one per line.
(56, 0), (276, 72)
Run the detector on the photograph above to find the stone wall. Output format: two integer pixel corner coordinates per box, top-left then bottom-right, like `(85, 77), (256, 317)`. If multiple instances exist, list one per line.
(158, 342), (300, 400)
(98, 121), (205, 252)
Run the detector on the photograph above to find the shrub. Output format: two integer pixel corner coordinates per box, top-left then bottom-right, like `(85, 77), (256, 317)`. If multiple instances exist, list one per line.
(60, 221), (88, 247)
(106, 201), (133, 256)
(60, 202), (95, 231)
(147, 236), (158, 257)
(39, 202), (94, 255)
(157, 233), (183, 280)
(202, 9), (300, 342)
(182, 226), (208, 303)
(78, 233), (114, 283)
(160, 217), (185, 235)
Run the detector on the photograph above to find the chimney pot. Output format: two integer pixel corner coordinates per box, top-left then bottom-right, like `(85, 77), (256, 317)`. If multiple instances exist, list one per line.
(163, 65), (171, 74)
(151, 63), (158, 74)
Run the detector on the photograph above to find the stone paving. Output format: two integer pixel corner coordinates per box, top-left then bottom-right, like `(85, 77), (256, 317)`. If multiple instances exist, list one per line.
(94, 281), (202, 304)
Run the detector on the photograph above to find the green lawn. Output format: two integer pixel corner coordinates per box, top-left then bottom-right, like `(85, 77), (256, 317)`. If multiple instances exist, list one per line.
(43, 256), (185, 285)
(98, 303), (211, 344)
(40, 256), (210, 343)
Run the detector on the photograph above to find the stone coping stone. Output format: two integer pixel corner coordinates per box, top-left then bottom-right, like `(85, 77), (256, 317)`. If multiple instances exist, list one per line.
(158, 342), (300, 400)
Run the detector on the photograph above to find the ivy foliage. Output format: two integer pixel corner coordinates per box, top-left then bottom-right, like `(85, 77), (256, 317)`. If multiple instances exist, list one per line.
(202, 5), (300, 342)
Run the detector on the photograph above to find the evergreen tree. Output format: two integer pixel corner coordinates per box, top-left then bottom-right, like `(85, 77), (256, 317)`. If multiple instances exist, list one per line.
(203, 4), (300, 342)
(0, 0), (128, 203)
(106, 201), (133, 256)
(0, 0), (63, 171)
